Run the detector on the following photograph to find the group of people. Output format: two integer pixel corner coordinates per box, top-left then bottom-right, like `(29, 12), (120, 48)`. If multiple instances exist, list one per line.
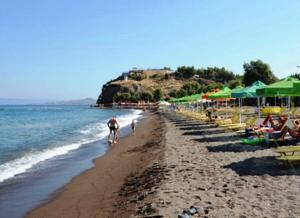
(107, 116), (136, 144)
(246, 114), (300, 140)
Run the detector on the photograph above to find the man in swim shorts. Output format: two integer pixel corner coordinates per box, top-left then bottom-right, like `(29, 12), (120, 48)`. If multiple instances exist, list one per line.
(107, 116), (120, 144)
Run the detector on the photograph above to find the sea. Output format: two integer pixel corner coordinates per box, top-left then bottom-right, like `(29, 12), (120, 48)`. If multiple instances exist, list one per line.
(0, 105), (142, 218)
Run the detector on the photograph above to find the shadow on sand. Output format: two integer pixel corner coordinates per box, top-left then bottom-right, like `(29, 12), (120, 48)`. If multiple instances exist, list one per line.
(179, 125), (217, 131)
(193, 135), (241, 143)
(183, 129), (225, 136)
(206, 142), (269, 153)
(224, 156), (300, 176)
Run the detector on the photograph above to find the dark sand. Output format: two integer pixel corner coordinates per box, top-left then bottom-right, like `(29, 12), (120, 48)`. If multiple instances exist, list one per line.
(153, 112), (300, 217)
(28, 111), (300, 217)
(27, 112), (166, 218)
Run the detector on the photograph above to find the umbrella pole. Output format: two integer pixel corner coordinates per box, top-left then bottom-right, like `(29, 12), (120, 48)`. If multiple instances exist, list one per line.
(226, 99), (228, 118)
(257, 97), (261, 119)
(288, 96), (291, 118)
(239, 98), (241, 124)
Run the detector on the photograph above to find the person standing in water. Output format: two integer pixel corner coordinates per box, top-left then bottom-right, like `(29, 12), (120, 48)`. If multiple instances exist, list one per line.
(107, 116), (120, 144)
(131, 119), (136, 135)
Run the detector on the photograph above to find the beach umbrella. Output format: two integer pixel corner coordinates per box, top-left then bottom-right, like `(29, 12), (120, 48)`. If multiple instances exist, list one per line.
(232, 81), (266, 98)
(232, 81), (266, 121)
(169, 93), (202, 104)
(256, 76), (300, 97)
(202, 88), (220, 100)
(256, 77), (300, 117)
(178, 94), (201, 102)
(208, 87), (234, 118)
(208, 87), (232, 99)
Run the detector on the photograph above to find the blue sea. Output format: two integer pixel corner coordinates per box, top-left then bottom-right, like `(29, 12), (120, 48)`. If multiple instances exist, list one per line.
(0, 105), (142, 218)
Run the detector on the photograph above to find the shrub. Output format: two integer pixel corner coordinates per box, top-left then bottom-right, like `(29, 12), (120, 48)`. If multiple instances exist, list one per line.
(140, 92), (153, 102)
(129, 72), (147, 81)
(114, 92), (131, 102)
(153, 88), (163, 102)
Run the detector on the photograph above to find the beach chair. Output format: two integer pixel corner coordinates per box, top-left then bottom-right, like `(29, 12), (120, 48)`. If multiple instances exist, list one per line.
(275, 145), (300, 167)
(228, 116), (257, 131)
(218, 114), (241, 127)
(276, 155), (300, 167)
(280, 107), (295, 118)
(275, 145), (300, 156)
(215, 113), (239, 126)
(223, 116), (250, 130)
(266, 127), (290, 147)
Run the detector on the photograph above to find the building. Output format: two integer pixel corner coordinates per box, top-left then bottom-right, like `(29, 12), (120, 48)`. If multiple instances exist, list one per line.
(122, 72), (129, 81)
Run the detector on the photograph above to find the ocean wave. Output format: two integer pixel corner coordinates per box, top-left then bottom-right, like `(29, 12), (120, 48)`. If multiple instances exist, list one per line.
(0, 138), (99, 183)
(78, 109), (142, 135)
(0, 109), (143, 183)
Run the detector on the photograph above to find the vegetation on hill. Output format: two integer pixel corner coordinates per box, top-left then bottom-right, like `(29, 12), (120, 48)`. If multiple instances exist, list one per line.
(243, 60), (278, 86)
(97, 60), (280, 104)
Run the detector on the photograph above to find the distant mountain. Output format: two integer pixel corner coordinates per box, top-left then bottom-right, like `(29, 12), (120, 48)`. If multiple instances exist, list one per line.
(46, 98), (96, 105)
(0, 98), (96, 106)
(0, 98), (47, 105)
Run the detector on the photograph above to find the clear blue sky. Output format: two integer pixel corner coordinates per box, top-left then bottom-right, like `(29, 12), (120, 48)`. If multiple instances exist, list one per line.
(1, 0), (300, 100)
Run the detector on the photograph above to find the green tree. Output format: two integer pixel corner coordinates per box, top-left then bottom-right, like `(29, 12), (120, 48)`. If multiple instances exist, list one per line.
(292, 73), (300, 80)
(181, 81), (201, 95)
(114, 92), (131, 102)
(164, 73), (170, 80)
(227, 79), (242, 89)
(203, 83), (223, 93)
(129, 91), (139, 103)
(169, 90), (177, 98)
(175, 66), (196, 79)
(140, 92), (153, 102)
(243, 60), (278, 86)
(129, 72), (147, 81)
(196, 67), (236, 83)
(176, 89), (188, 98)
(153, 88), (163, 102)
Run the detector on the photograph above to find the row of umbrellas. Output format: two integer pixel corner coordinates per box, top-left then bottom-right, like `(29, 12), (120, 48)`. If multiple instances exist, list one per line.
(168, 76), (300, 103)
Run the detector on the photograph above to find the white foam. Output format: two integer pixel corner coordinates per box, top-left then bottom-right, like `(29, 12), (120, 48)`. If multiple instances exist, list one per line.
(0, 109), (143, 183)
(0, 139), (97, 183)
(117, 109), (143, 128)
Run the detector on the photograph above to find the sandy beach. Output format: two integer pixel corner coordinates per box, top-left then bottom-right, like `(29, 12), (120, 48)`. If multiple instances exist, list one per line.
(155, 113), (300, 217)
(27, 111), (166, 218)
(28, 111), (300, 218)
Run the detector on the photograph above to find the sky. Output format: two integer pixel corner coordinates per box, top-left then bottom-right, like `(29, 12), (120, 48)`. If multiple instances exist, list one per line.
(0, 0), (300, 100)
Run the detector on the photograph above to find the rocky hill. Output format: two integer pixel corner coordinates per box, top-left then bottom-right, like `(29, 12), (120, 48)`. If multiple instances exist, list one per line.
(97, 69), (194, 104)
(97, 66), (242, 104)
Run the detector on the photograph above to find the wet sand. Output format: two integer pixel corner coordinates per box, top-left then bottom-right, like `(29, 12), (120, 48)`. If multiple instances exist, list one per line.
(28, 111), (300, 217)
(28, 111), (166, 218)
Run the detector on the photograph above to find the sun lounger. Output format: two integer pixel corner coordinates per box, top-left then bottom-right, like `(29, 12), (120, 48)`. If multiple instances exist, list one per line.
(275, 145), (300, 155)
(276, 155), (300, 167)
(276, 155), (300, 161)
(226, 116), (257, 131)
(217, 114), (239, 127)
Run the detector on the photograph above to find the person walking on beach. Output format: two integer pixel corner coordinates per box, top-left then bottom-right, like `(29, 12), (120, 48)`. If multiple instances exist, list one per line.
(131, 119), (136, 135)
(107, 116), (120, 144)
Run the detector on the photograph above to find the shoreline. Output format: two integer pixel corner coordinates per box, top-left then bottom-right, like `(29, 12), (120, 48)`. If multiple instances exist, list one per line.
(27, 110), (300, 217)
(0, 108), (143, 218)
(27, 111), (166, 217)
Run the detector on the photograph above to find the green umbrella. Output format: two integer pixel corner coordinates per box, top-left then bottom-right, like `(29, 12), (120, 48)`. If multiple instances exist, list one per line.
(169, 93), (202, 103)
(180, 94), (202, 102)
(256, 76), (300, 97)
(208, 87), (232, 99)
(231, 81), (266, 120)
(232, 81), (266, 98)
